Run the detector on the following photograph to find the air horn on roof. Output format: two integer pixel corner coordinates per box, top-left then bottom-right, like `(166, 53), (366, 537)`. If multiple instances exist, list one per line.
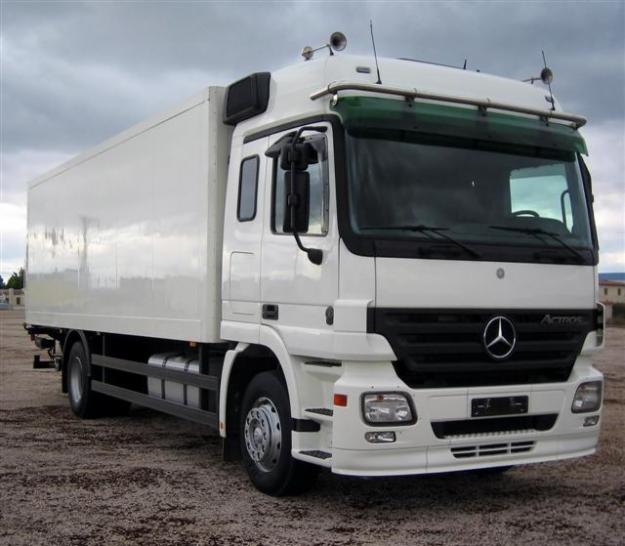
(301, 32), (347, 61)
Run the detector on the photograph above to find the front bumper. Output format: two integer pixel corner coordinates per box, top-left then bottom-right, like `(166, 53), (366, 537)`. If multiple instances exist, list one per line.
(330, 358), (603, 476)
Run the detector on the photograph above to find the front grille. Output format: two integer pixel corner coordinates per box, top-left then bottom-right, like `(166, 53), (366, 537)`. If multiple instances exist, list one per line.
(368, 308), (594, 387)
(431, 414), (558, 439)
(451, 441), (535, 459)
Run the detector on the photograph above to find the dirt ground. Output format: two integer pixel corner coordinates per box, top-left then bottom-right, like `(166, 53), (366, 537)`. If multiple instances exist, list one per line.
(1, 309), (623, 546)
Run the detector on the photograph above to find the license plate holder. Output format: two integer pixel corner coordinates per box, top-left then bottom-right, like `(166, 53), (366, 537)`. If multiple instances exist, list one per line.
(471, 396), (529, 417)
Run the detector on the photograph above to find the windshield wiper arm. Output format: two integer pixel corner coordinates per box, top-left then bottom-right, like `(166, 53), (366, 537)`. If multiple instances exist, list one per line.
(489, 225), (586, 263)
(362, 224), (482, 259)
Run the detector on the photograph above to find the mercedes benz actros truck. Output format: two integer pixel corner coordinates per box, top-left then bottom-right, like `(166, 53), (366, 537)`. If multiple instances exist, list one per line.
(25, 36), (605, 495)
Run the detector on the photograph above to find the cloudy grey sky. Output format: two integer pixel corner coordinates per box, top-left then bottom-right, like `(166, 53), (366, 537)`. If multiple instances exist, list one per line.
(1, 0), (624, 280)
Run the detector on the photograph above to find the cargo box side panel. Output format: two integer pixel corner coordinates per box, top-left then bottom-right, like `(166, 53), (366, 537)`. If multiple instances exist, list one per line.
(26, 94), (226, 342)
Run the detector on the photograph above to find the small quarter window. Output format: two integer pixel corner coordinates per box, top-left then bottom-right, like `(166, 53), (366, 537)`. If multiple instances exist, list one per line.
(237, 156), (259, 222)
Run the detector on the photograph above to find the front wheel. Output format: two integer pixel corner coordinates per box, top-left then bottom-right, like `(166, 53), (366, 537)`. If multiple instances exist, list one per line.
(240, 371), (319, 496)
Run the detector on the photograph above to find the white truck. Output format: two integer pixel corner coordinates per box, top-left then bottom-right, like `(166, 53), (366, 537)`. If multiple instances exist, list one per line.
(25, 36), (605, 495)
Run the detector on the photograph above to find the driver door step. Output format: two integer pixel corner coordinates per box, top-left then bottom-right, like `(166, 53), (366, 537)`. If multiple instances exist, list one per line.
(304, 408), (334, 423)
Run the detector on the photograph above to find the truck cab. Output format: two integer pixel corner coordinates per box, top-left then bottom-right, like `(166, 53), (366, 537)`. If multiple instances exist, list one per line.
(221, 54), (603, 483)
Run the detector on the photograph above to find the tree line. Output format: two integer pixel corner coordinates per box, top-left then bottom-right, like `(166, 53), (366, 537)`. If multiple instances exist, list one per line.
(0, 268), (25, 290)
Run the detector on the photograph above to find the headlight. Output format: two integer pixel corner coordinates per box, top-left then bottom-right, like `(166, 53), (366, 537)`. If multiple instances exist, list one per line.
(571, 381), (603, 413)
(362, 393), (415, 425)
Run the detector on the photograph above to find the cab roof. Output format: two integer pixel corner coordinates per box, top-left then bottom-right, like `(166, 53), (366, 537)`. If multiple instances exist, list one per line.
(234, 54), (566, 140)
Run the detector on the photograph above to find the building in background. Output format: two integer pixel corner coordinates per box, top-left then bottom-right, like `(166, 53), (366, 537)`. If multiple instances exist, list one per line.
(0, 289), (24, 309)
(599, 274), (625, 322)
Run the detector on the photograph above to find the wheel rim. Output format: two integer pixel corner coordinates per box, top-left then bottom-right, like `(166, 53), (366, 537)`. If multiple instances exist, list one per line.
(244, 396), (282, 472)
(69, 356), (84, 405)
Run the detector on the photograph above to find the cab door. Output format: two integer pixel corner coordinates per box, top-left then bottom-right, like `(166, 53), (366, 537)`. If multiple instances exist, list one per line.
(222, 137), (268, 335)
(260, 123), (339, 355)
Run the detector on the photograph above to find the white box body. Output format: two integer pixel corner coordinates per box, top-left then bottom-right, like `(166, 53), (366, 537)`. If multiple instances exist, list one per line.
(25, 87), (232, 343)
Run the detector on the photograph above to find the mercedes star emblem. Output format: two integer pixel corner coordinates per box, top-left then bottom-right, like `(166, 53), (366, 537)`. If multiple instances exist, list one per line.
(483, 316), (517, 360)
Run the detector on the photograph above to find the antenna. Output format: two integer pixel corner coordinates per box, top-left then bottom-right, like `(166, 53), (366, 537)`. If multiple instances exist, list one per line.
(542, 50), (555, 111)
(369, 20), (382, 84)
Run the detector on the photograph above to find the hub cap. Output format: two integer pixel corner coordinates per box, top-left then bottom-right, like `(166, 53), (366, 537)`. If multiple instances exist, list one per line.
(69, 356), (84, 405)
(244, 397), (282, 472)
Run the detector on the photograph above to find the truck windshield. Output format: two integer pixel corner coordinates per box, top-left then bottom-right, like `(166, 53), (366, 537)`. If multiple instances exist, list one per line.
(345, 130), (595, 263)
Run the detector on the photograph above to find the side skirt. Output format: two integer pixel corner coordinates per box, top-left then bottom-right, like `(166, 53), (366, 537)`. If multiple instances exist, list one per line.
(91, 380), (217, 427)
(91, 353), (220, 430)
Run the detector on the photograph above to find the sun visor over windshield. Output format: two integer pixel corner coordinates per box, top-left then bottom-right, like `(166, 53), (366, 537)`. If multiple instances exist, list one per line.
(331, 96), (588, 155)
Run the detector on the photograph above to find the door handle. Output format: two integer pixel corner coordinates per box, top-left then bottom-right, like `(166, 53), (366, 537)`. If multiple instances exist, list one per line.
(262, 304), (279, 320)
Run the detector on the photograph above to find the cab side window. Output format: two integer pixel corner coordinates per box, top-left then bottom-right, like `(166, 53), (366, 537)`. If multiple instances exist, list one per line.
(272, 134), (329, 235)
(237, 156), (259, 222)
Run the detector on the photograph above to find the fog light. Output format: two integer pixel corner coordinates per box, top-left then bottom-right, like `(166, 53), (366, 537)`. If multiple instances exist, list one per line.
(362, 393), (415, 425)
(583, 415), (600, 427)
(572, 381), (602, 413)
(365, 431), (396, 443)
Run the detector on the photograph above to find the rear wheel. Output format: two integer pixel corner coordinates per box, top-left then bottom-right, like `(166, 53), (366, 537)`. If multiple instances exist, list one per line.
(67, 341), (130, 418)
(240, 371), (319, 496)
(67, 341), (98, 418)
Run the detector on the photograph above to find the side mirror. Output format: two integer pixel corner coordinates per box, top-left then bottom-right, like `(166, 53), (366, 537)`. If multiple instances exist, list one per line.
(279, 141), (318, 171)
(270, 125), (327, 266)
(282, 171), (310, 233)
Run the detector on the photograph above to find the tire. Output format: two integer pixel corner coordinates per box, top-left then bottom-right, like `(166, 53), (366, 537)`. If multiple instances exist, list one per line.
(67, 341), (130, 418)
(67, 341), (99, 418)
(240, 371), (319, 496)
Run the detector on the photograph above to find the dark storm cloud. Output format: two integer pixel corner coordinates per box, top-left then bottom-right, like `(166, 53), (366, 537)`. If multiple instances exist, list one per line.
(2, 1), (623, 153)
(1, 1), (623, 273)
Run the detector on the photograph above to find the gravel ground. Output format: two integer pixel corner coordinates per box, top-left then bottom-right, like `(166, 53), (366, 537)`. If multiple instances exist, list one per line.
(1, 309), (624, 546)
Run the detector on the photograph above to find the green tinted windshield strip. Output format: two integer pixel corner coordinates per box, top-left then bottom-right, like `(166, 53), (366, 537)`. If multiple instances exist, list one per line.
(331, 96), (588, 155)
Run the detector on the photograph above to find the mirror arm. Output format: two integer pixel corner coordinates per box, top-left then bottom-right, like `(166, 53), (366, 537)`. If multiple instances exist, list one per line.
(288, 126), (326, 265)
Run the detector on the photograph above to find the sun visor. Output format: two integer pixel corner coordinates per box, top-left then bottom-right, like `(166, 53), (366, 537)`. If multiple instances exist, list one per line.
(332, 96), (587, 155)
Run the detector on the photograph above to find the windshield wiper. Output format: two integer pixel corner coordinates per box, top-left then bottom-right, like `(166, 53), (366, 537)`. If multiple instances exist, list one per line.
(362, 224), (482, 259)
(489, 225), (587, 264)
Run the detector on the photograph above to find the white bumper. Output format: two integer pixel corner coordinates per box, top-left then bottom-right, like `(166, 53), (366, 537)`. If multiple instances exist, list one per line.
(329, 358), (603, 476)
